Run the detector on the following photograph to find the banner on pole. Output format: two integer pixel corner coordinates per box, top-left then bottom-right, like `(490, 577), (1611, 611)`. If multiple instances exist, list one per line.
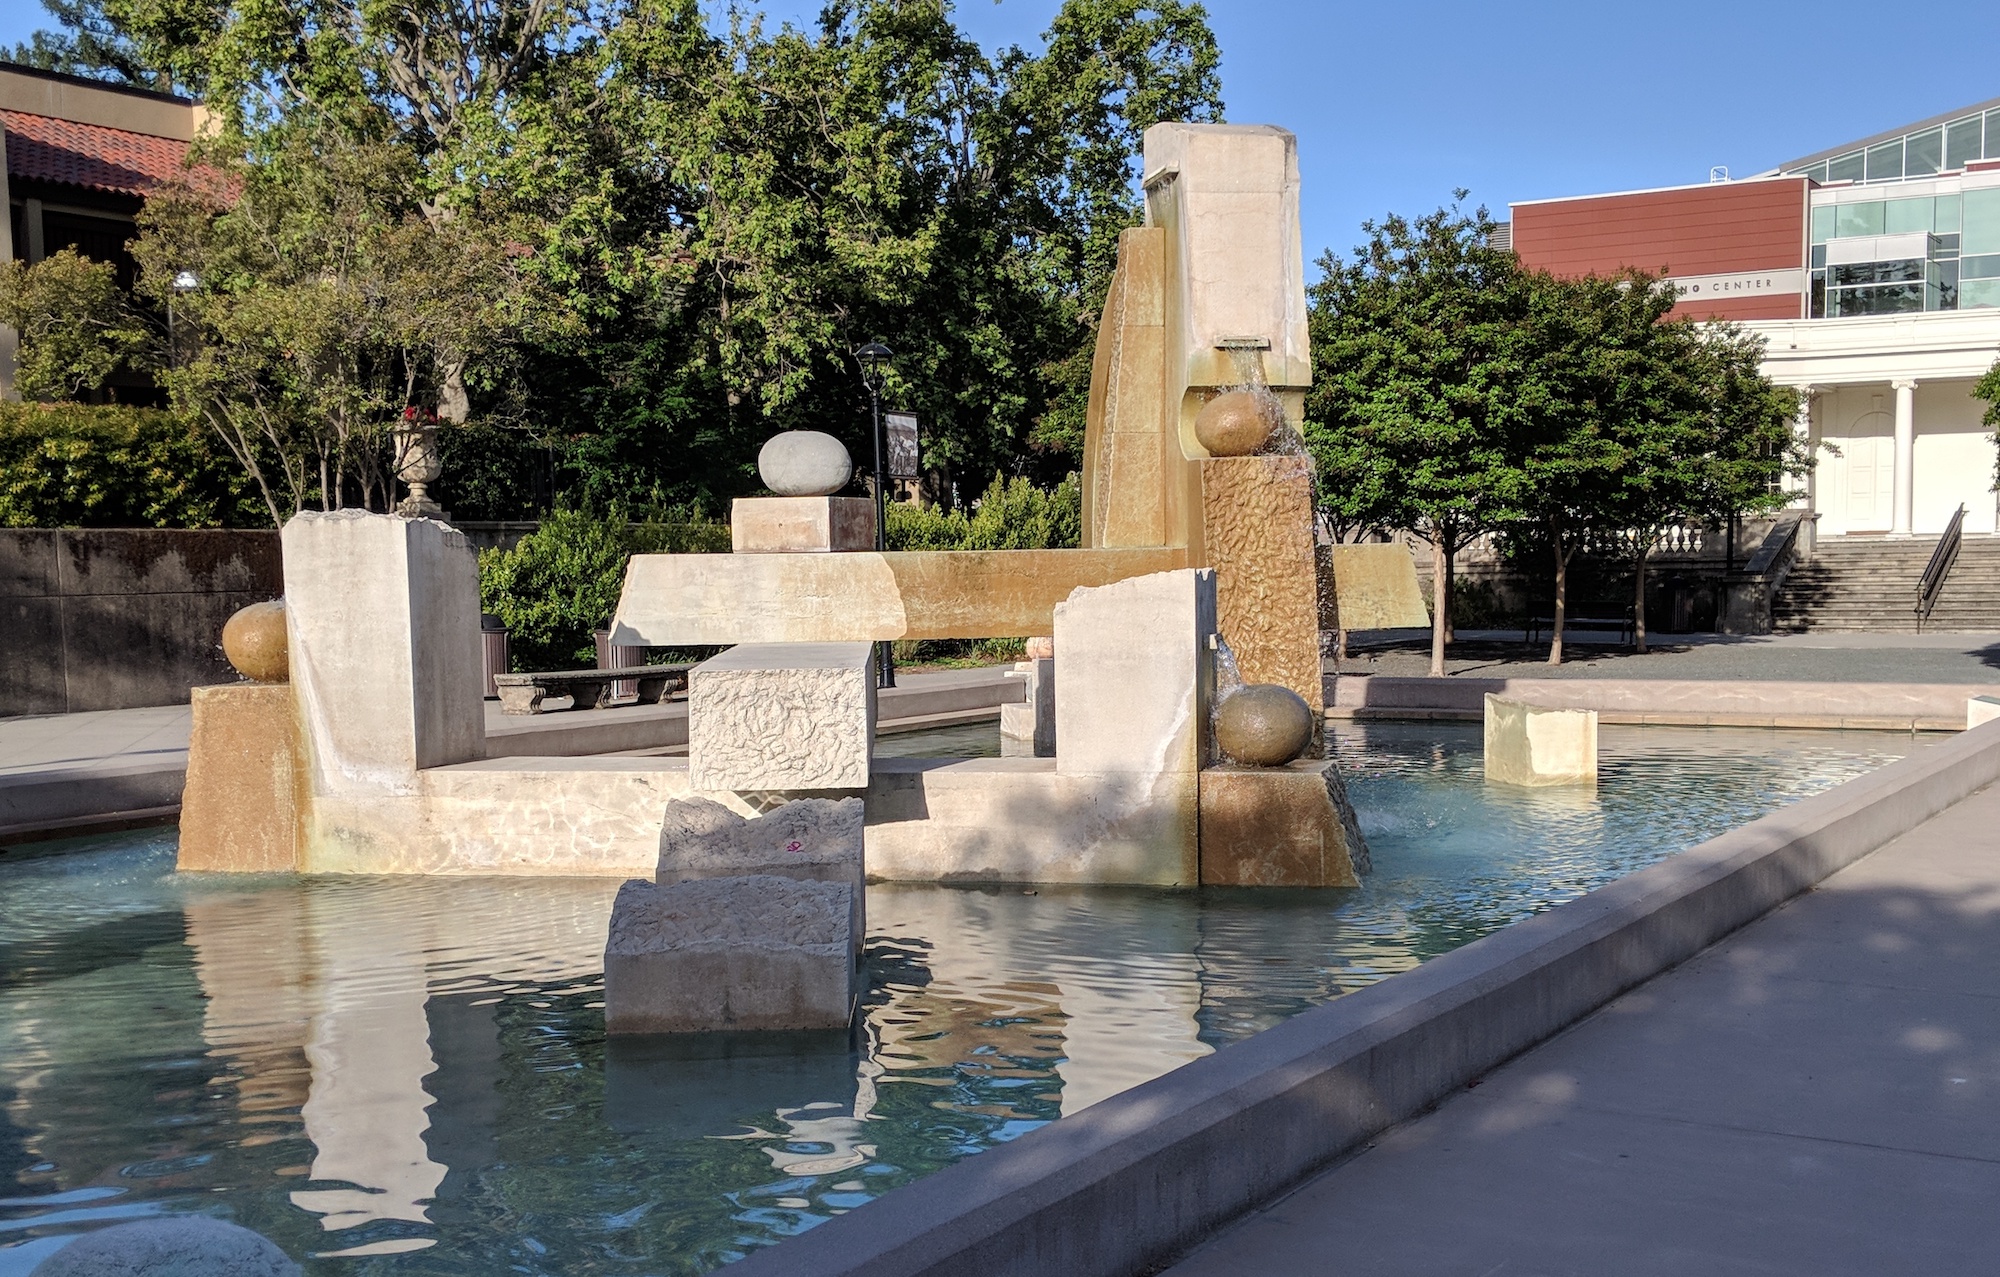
(885, 412), (920, 479)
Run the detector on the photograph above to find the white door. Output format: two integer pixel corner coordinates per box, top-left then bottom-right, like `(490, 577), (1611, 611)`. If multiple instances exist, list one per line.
(1839, 412), (1894, 532)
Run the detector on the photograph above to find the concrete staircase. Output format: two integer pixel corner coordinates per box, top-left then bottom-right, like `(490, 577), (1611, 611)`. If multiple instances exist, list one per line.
(1774, 535), (2000, 632)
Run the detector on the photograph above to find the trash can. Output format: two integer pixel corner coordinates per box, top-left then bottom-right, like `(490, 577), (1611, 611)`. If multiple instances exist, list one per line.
(480, 614), (509, 700)
(594, 628), (648, 700)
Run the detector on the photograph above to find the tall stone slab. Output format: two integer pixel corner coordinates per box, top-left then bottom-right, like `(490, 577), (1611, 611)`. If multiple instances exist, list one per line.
(1201, 454), (1323, 713)
(687, 643), (875, 792)
(177, 682), (304, 872)
(1054, 568), (1216, 779)
(1081, 226), (1188, 550)
(282, 511), (485, 789)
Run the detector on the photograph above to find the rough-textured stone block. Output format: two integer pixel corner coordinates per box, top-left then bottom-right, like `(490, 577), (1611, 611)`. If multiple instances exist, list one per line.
(178, 682), (303, 872)
(1327, 542), (1430, 631)
(602, 876), (857, 1033)
(1199, 760), (1370, 887)
(657, 796), (865, 952)
(1054, 569), (1216, 778)
(687, 643), (876, 791)
(1202, 454), (1323, 715)
(999, 657), (1055, 756)
(731, 496), (876, 553)
(1485, 695), (1597, 787)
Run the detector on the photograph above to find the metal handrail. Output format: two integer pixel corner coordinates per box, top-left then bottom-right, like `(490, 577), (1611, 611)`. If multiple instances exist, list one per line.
(1916, 503), (1966, 631)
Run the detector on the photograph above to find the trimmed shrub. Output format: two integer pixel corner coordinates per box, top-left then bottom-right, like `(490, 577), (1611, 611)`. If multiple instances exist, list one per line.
(884, 472), (1081, 551)
(0, 402), (265, 528)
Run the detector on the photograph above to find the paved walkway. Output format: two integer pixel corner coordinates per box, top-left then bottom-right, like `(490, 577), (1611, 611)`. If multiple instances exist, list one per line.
(1340, 629), (2000, 683)
(1167, 778), (2000, 1276)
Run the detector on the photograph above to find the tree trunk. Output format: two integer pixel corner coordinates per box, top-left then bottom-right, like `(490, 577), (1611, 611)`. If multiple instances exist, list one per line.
(1430, 538), (1448, 678)
(1443, 540), (1457, 643)
(1549, 532), (1568, 666)
(1633, 545), (1649, 655)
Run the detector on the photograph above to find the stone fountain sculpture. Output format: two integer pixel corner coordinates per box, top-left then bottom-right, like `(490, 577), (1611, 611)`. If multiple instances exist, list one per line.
(176, 122), (1373, 917)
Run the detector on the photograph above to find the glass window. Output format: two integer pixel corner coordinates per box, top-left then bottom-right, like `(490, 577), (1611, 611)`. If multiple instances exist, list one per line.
(1988, 109), (2000, 158)
(1828, 150), (1865, 183)
(1811, 205), (1836, 243)
(1934, 232), (1961, 259)
(1884, 197), (1933, 233)
(1907, 127), (1944, 176)
(1936, 260), (1959, 310)
(1947, 117), (1983, 170)
(1867, 139), (1905, 180)
(1831, 258), (1925, 287)
(1937, 193), (1962, 232)
(1805, 162), (1830, 183)
(1811, 244), (1828, 267)
(1960, 278), (2000, 309)
(1960, 254), (2000, 279)
(1811, 270), (1827, 317)
(1964, 188), (2000, 255)
(1830, 282), (1926, 316)
(1835, 201), (1885, 237)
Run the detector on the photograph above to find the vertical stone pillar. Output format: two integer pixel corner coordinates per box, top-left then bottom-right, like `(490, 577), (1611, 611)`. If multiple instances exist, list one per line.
(282, 511), (485, 789)
(1200, 454), (1323, 714)
(1892, 379), (1917, 537)
(1054, 568), (1216, 778)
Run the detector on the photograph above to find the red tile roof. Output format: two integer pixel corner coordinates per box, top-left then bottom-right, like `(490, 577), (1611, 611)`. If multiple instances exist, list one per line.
(2, 109), (191, 198)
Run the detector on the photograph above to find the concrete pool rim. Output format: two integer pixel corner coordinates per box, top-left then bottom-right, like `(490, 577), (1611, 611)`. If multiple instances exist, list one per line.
(726, 719), (2000, 1277)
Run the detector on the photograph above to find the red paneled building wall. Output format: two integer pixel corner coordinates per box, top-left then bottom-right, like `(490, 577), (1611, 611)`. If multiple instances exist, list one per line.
(1510, 176), (1812, 321)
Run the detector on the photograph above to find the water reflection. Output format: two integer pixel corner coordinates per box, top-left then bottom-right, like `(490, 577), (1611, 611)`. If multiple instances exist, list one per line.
(0, 724), (1923, 1274)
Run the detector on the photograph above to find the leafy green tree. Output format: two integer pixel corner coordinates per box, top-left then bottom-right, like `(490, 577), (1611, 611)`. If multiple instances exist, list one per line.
(1976, 358), (2000, 487)
(0, 249), (154, 402)
(7, 0), (177, 90)
(1304, 199), (1531, 677)
(0, 402), (264, 527)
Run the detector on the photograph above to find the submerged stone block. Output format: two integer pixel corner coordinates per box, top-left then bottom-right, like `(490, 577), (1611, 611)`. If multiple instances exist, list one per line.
(1198, 760), (1371, 887)
(657, 796), (865, 953)
(731, 496), (876, 553)
(1484, 695), (1597, 787)
(999, 657), (1055, 757)
(687, 643), (875, 792)
(603, 876), (857, 1033)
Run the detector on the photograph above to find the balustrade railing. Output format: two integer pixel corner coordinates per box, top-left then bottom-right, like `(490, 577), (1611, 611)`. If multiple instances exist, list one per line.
(1916, 504), (1966, 632)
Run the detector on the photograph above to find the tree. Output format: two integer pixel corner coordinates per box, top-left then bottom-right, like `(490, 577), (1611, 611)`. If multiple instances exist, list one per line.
(1976, 358), (2000, 487)
(1304, 199), (1531, 677)
(0, 249), (154, 402)
(7, 0), (177, 91)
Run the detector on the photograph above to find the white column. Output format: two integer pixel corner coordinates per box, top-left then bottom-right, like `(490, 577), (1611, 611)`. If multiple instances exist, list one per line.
(1892, 380), (1917, 537)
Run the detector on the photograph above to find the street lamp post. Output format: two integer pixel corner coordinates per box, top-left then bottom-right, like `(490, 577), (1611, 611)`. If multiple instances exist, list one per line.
(856, 341), (895, 688)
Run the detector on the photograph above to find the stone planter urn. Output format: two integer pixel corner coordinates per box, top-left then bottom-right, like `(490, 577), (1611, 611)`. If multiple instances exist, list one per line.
(394, 409), (447, 519)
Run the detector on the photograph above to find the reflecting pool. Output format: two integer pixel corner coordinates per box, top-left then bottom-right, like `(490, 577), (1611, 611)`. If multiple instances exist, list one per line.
(0, 723), (1924, 1274)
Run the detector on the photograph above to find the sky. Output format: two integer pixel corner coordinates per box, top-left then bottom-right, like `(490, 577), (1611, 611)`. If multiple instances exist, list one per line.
(7, 0), (2000, 266)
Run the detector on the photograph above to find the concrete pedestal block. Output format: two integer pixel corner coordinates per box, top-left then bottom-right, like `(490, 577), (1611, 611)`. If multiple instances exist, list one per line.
(999, 658), (1055, 756)
(657, 796), (865, 954)
(178, 682), (303, 872)
(731, 496), (876, 553)
(603, 876), (857, 1033)
(1198, 760), (1370, 887)
(1054, 569), (1216, 778)
(1485, 695), (1597, 787)
(687, 643), (876, 791)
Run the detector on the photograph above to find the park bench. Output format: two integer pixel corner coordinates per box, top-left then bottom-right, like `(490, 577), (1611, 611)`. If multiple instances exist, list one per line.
(493, 664), (694, 716)
(1523, 612), (1635, 646)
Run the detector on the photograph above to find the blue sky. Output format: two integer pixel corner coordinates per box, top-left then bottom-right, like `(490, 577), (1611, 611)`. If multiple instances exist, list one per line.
(8, 0), (1999, 265)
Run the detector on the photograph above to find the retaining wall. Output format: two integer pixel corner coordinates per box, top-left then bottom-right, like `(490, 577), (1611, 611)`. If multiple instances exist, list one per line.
(1, 529), (280, 715)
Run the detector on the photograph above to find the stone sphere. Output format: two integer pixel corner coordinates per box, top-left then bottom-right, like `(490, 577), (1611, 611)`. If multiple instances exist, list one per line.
(221, 599), (288, 683)
(1193, 391), (1282, 457)
(1024, 635), (1054, 661)
(758, 430), (854, 496)
(1214, 683), (1313, 766)
(32, 1217), (302, 1277)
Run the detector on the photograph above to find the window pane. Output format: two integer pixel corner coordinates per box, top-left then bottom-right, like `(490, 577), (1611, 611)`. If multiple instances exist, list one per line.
(1835, 202), (1885, 237)
(1807, 162), (1830, 183)
(1828, 150), (1865, 182)
(1963, 188), (2000, 255)
(1937, 260), (1959, 310)
(1937, 193), (1962, 233)
(1988, 109), (2000, 159)
(1960, 253), (2000, 280)
(1831, 258), (1925, 286)
(1830, 282), (1925, 315)
(1811, 205), (1836, 243)
(1959, 277), (2000, 309)
(1907, 127), (1943, 176)
(1884, 197), (1933, 234)
(1811, 243), (1828, 267)
(1946, 118), (1982, 170)
(1867, 139), (1905, 180)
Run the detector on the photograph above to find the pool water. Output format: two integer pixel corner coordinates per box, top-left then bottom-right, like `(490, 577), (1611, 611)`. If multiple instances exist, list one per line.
(0, 723), (1923, 1275)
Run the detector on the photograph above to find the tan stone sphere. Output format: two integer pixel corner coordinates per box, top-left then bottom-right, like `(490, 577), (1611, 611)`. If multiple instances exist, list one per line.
(222, 599), (289, 683)
(1023, 635), (1054, 660)
(1193, 390), (1282, 457)
(1214, 683), (1312, 766)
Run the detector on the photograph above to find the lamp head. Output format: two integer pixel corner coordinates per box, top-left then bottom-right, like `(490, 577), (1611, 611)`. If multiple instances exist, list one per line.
(856, 341), (892, 392)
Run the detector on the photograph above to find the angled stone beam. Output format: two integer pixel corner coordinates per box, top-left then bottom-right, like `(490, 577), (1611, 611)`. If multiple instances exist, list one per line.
(610, 548), (1188, 645)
